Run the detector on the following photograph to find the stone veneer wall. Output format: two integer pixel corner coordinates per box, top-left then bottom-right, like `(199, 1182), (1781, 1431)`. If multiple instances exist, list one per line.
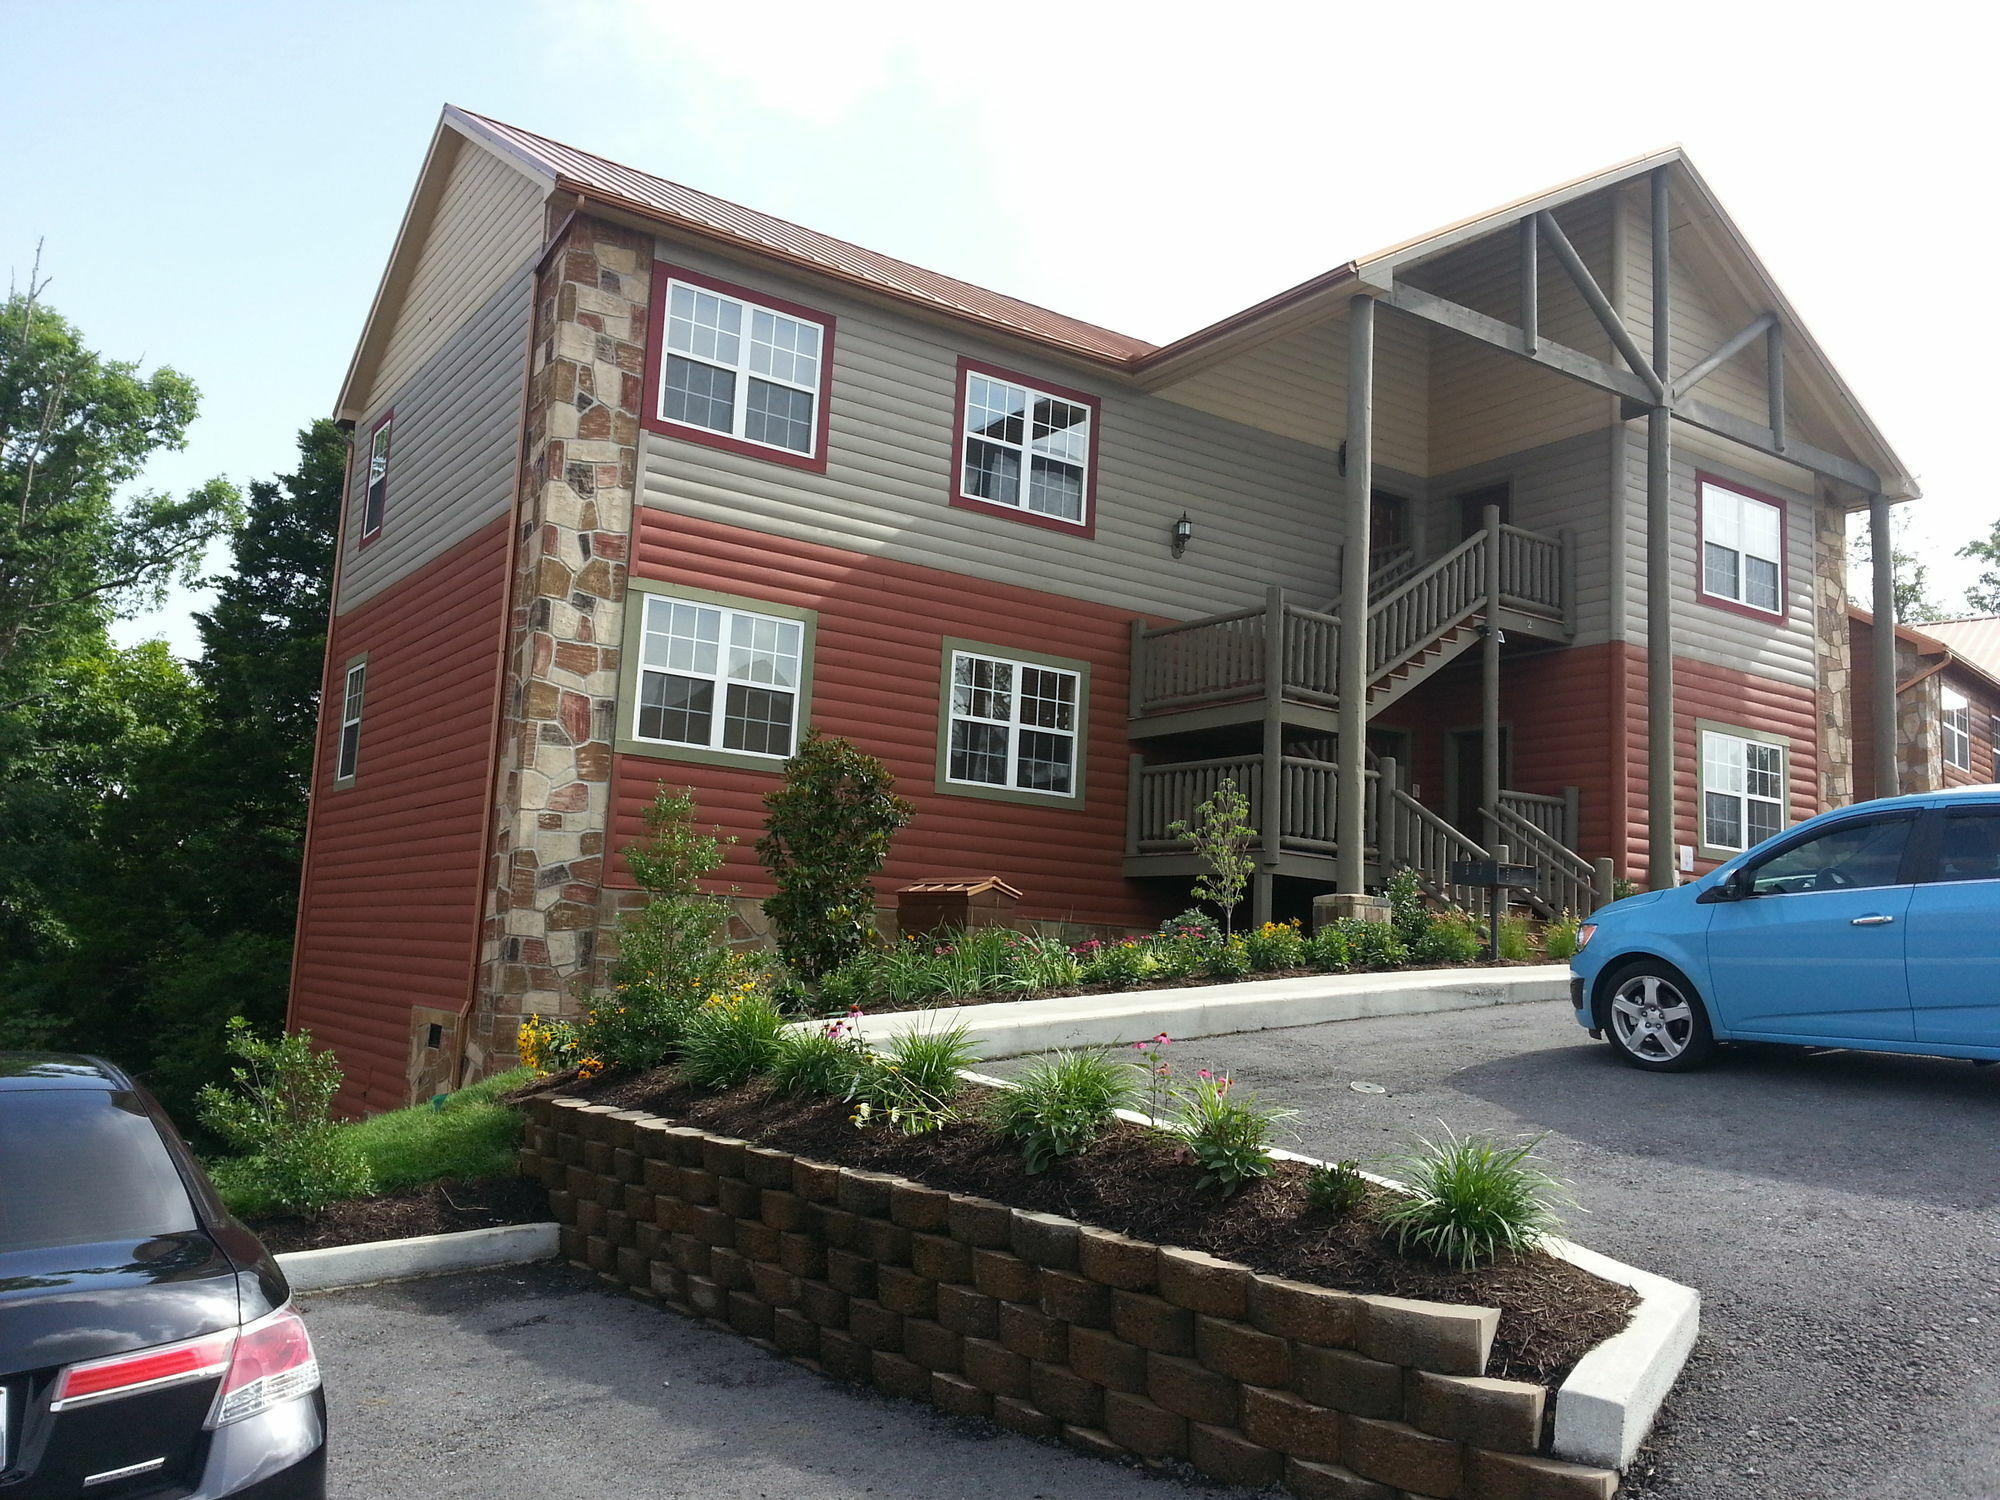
(521, 1094), (1620, 1500)
(1813, 502), (1853, 810)
(469, 214), (652, 1078)
(1895, 638), (1943, 793)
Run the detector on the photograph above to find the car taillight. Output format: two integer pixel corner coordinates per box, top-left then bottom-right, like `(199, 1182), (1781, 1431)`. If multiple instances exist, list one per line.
(207, 1304), (320, 1427)
(49, 1331), (235, 1411)
(1575, 923), (1597, 950)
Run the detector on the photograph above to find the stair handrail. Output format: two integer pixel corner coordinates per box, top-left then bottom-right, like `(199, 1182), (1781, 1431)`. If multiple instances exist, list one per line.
(1365, 528), (1489, 681)
(1484, 802), (1605, 913)
(1486, 803), (1594, 879)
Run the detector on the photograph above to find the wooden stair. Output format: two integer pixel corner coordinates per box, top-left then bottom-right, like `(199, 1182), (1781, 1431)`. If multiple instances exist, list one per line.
(1366, 621), (1481, 714)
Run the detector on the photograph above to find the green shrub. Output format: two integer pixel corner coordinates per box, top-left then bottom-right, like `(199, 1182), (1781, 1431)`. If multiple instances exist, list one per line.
(1305, 1159), (1369, 1216)
(1149, 933), (1208, 982)
(680, 990), (789, 1091)
(1496, 913), (1535, 962)
(1082, 938), (1156, 988)
(1342, 920), (1408, 969)
(197, 1017), (373, 1219)
(989, 1049), (1140, 1173)
(1169, 1073), (1294, 1197)
(1157, 908), (1221, 943)
(1204, 935), (1252, 980)
(592, 787), (757, 1070)
(1001, 935), (1087, 992)
(1243, 920), (1308, 973)
(1385, 867), (1430, 948)
(1542, 912), (1583, 962)
(1308, 924), (1351, 971)
(769, 1017), (868, 1098)
(1379, 1127), (1572, 1271)
(758, 731), (916, 982)
(850, 1020), (978, 1134)
(1411, 910), (1482, 965)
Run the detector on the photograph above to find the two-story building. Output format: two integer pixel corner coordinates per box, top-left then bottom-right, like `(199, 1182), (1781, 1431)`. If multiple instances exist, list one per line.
(292, 108), (1918, 1107)
(1850, 611), (2000, 797)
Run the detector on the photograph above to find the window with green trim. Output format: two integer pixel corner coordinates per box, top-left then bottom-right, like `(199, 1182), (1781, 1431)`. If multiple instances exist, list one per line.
(633, 594), (803, 759)
(945, 649), (1080, 797)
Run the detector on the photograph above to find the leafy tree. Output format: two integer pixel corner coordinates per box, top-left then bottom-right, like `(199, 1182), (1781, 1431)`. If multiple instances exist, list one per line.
(0, 274), (238, 696)
(758, 730), (915, 982)
(198, 1017), (372, 1219)
(1168, 776), (1257, 935)
(1960, 519), (2000, 616)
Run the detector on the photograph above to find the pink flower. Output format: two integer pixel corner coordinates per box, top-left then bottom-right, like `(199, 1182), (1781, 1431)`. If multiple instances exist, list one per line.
(1155, 1033), (1171, 1045)
(1198, 1069), (1213, 1081)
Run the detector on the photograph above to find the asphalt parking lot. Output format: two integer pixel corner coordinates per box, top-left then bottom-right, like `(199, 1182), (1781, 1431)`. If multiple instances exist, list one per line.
(1141, 1000), (2000, 1500)
(308, 1000), (2000, 1500)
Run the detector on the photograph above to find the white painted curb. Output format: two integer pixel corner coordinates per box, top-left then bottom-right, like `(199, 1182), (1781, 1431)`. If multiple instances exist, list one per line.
(1543, 1236), (1700, 1469)
(965, 1074), (1694, 1475)
(278, 1221), (560, 1294)
(802, 964), (1571, 1059)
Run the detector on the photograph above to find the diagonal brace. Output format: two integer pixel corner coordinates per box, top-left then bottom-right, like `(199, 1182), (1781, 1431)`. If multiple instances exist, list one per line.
(1671, 312), (1778, 402)
(1535, 210), (1665, 401)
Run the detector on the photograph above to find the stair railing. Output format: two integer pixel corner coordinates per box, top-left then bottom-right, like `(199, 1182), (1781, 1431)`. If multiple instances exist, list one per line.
(1484, 801), (1606, 915)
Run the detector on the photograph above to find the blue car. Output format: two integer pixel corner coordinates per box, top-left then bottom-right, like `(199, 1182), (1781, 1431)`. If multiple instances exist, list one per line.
(1571, 785), (2000, 1070)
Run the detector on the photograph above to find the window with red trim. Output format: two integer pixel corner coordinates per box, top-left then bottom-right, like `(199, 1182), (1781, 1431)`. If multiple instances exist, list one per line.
(360, 412), (392, 542)
(1698, 477), (1784, 618)
(642, 265), (833, 471)
(949, 358), (1098, 534)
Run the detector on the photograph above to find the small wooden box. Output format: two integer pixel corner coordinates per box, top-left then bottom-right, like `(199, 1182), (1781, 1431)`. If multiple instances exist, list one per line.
(895, 877), (1023, 937)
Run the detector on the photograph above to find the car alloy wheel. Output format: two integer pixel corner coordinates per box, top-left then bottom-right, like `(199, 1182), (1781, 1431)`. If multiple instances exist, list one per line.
(1605, 967), (1714, 1069)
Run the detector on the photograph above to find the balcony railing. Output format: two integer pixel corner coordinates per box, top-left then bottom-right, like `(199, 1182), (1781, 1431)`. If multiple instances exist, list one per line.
(1127, 754), (1376, 861)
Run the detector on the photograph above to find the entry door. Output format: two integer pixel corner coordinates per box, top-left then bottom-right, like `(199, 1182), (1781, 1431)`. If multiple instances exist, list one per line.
(1457, 482), (1512, 540)
(1370, 491), (1409, 557)
(1703, 812), (1918, 1041)
(1906, 806), (2000, 1047)
(1448, 728), (1509, 837)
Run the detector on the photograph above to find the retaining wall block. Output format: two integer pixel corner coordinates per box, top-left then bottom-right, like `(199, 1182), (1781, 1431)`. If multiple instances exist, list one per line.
(1340, 1414), (1464, 1497)
(1191, 1421), (1285, 1489)
(1102, 1389), (1188, 1459)
(1296, 1344), (1405, 1418)
(1405, 1371), (1547, 1455)
(1242, 1385), (1343, 1464)
(945, 1193), (1014, 1249)
(1157, 1247), (1252, 1320)
(1077, 1226), (1157, 1291)
(1359, 1293), (1499, 1377)
(1460, 1449), (1620, 1500)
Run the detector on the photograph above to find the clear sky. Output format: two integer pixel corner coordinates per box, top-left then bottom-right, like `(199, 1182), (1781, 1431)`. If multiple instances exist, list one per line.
(5, 0), (1990, 654)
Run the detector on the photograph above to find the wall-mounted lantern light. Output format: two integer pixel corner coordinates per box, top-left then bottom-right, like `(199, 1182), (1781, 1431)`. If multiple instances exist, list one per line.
(1171, 512), (1193, 558)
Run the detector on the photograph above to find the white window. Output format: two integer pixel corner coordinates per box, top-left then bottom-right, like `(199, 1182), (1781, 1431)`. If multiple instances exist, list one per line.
(1943, 687), (1972, 771)
(361, 416), (391, 538)
(959, 373), (1092, 525)
(1700, 481), (1782, 614)
(337, 662), (365, 780)
(1701, 730), (1786, 852)
(946, 651), (1080, 796)
(634, 595), (803, 759)
(659, 280), (825, 456)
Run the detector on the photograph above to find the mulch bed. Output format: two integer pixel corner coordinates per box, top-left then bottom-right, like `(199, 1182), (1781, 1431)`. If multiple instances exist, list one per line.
(537, 1067), (1634, 1390)
(246, 1176), (551, 1256)
(856, 956), (1541, 1015)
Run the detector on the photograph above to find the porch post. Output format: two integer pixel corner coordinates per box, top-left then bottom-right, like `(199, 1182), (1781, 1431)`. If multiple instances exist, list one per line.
(1481, 503), (1503, 845)
(1336, 295), (1376, 894)
(1870, 492), (1899, 797)
(1257, 583), (1285, 926)
(1645, 168), (1678, 891)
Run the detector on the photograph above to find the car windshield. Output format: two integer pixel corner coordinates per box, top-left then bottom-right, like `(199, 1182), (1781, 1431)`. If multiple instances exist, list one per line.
(0, 1090), (198, 1253)
(1747, 817), (1912, 896)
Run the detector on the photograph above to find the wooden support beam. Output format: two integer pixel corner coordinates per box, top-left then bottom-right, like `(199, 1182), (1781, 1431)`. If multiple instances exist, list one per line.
(1767, 320), (1787, 454)
(1381, 284), (1654, 404)
(1535, 210), (1664, 399)
(1336, 295), (1375, 895)
(1520, 218), (1539, 357)
(1674, 397), (1879, 492)
(1670, 312), (1778, 401)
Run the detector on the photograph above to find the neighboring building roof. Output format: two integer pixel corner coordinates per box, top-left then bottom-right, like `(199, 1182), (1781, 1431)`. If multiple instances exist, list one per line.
(1920, 617), (2000, 682)
(1851, 607), (2000, 700)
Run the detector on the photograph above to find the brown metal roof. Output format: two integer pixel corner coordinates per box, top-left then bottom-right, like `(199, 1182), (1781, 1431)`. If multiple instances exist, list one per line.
(455, 109), (1156, 365)
(1919, 617), (2000, 684)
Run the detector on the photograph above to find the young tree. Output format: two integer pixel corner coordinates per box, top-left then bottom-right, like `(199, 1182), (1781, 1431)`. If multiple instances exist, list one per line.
(1169, 776), (1258, 935)
(757, 730), (915, 982)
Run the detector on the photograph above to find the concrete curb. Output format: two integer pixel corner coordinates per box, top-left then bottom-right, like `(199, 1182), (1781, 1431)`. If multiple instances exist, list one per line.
(278, 1221), (561, 1294)
(966, 1074), (1696, 1475)
(808, 963), (1571, 1058)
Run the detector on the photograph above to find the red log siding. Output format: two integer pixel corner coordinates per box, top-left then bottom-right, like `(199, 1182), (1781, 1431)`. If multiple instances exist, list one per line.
(290, 516), (509, 1112)
(1667, 651), (1819, 877)
(1370, 643), (1627, 874)
(613, 510), (1163, 928)
(1943, 667), (2000, 786)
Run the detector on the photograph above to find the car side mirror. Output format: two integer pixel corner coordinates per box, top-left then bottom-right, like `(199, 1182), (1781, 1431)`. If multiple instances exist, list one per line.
(1696, 870), (1749, 904)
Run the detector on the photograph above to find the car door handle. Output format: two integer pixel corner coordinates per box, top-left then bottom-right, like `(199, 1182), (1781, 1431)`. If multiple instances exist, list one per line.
(1850, 914), (1895, 926)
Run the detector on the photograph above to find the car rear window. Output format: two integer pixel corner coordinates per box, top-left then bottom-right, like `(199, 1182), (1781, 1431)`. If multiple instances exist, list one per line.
(0, 1090), (199, 1253)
